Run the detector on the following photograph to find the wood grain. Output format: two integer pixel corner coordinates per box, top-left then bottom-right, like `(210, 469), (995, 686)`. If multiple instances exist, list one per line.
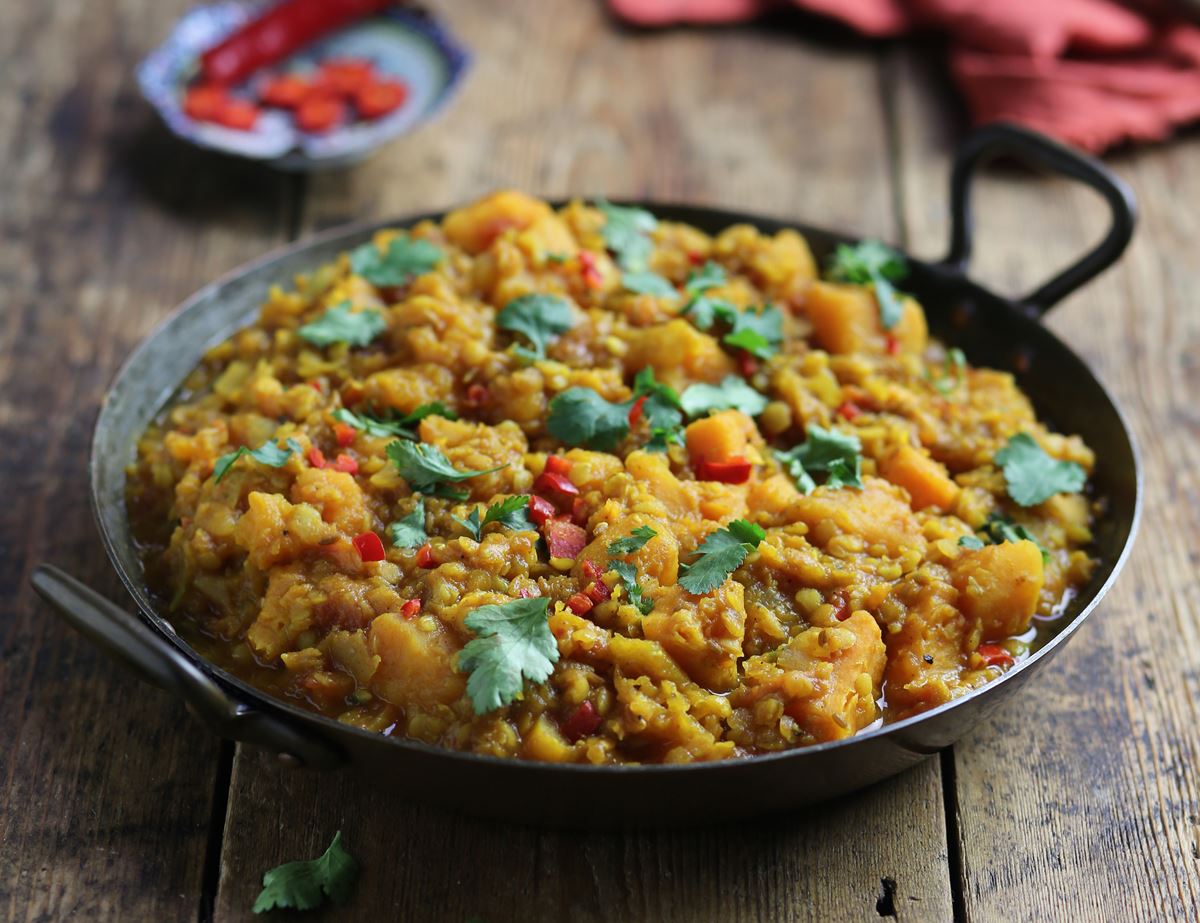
(0, 0), (297, 919)
(891, 48), (1200, 921)
(213, 3), (953, 921)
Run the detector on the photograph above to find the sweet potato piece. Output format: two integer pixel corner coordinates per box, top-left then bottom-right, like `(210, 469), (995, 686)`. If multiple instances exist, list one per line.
(573, 516), (679, 586)
(642, 582), (747, 692)
(791, 477), (925, 557)
(879, 445), (960, 511)
(246, 566), (316, 661)
(234, 492), (337, 570)
(443, 190), (553, 254)
(289, 467), (372, 535)
(804, 280), (927, 355)
(624, 451), (699, 522)
(747, 474), (802, 521)
(623, 319), (735, 390)
(952, 540), (1045, 640)
(361, 364), (455, 414)
(685, 410), (756, 463)
(884, 580), (969, 716)
(368, 612), (466, 708)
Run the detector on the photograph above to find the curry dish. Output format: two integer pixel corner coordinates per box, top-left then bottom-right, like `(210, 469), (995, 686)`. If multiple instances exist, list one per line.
(128, 192), (1098, 764)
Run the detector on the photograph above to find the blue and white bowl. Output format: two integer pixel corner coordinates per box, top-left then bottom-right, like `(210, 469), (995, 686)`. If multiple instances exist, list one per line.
(138, 1), (470, 170)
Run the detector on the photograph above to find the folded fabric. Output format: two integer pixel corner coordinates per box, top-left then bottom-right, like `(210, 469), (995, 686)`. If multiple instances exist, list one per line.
(607, 0), (1200, 151)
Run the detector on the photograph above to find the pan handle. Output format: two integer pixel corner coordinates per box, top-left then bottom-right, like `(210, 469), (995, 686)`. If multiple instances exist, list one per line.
(30, 565), (344, 770)
(944, 122), (1137, 316)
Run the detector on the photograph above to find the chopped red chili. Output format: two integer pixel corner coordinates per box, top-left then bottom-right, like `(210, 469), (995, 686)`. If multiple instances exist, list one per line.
(400, 599), (422, 619)
(836, 400), (862, 421)
(534, 470), (579, 502)
(333, 422), (356, 447)
(213, 99), (260, 131)
(582, 559), (605, 583)
(317, 58), (375, 96)
(627, 395), (648, 427)
(686, 250), (706, 266)
(885, 334), (901, 356)
(332, 453), (358, 475)
(544, 455), (573, 476)
(560, 700), (602, 742)
(542, 519), (588, 560)
(415, 543), (436, 568)
(695, 457), (752, 484)
(183, 84), (228, 122)
(832, 594), (851, 621)
(584, 580), (611, 604)
(566, 593), (594, 615)
(295, 95), (346, 134)
(977, 643), (1014, 668)
(465, 383), (490, 407)
(352, 531), (385, 562)
(738, 352), (759, 378)
(578, 251), (603, 289)
(355, 79), (409, 119)
(307, 447), (327, 469)
(258, 74), (310, 109)
(528, 495), (557, 526)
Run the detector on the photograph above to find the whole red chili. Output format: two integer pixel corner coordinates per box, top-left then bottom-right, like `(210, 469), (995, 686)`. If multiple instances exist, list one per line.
(352, 532), (385, 562)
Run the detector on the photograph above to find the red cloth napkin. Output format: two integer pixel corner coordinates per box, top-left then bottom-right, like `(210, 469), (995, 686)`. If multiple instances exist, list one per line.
(607, 0), (1200, 151)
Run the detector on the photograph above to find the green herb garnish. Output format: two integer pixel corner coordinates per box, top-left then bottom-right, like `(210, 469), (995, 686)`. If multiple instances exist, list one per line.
(679, 376), (769, 418)
(350, 235), (442, 287)
(607, 525), (657, 556)
(776, 426), (863, 494)
(252, 831), (358, 914)
(678, 519), (766, 595)
(546, 387), (633, 452)
(961, 513), (1051, 563)
(453, 495), (534, 540)
(718, 303), (783, 360)
(388, 499), (428, 549)
(459, 597), (559, 714)
(213, 438), (301, 483)
(596, 199), (657, 272)
(684, 261), (726, 295)
(826, 240), (908, 330)
(958, 535), (985, 550)
(386, 440), (507, 500)
(611, 560), (654, 615)
(333, 403), (458, 440)
(995, 433), (1086, 506)
(622, 270), (676, 297)
(497, 293), (574, 360)
(298, 302), (387, 348)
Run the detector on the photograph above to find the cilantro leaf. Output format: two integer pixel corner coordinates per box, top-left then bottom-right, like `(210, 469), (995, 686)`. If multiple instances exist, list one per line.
(684, 261), (726, 295)
(350, 235), (443, 287)
(680, 376), (768, 418)
(632, 367), (682, 409)
(678, 519), (765, 595)
(961, 513), (1051, 563)
(958, 535), (985, 550)
(995, 433), (1086, 506)
(454, 496), (534, 540)
(252, 831), (358, 914)
(388, 500), (428, 549)
(596, 199), (657, 272)
(213, 438), (301, 483)
(607, 525), (657, 556)
(611, 561), (653, 615)
(681, 295), (734, 331)
(386, 440), (506, 499)
(630, 367), (685, 448)
(298, 302), (387, 348)
(776, 425), (863, 494)
(825, 241), (908, 330)
(622, 271), (676, 298)
(646, 426), (685, 453)
(333, 403), (457, 440)
(459, 597), (559, 713)
(497, 294), (574, 360)
(717, 304), (783, 360)
(547, 387), (631, 451)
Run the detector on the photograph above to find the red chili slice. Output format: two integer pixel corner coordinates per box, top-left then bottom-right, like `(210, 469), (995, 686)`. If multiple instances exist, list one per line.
(465, 383), (490, 407)
(695, 457), (752, 484)
(213, 98), (260, 131)
(332, 453), (358, 475)
(307, 447), (327, 469)
(352, 531), (385, 562)
(542, 519), (588, 561)
(738, 352), (759, 377)
(628, 395), (647, 427)
(544, 455), (573, 476)
(832, 594), (851, 621)
(355, 79), (408, 119)
(582, 559), (605, 582)
(333, 422), (356, 447)
(259, 74), (310, 109)
(977, 643), (1014, 668)
(183, 85), (229, 122)
(295, 95), (346, 133)
(885, 334), (901, 356)
(584, 580), (611, 604)
(400, 599), (422, 619)
(318, 57), (376, 96)
(836, 400), (862, 421)
(534, 470), (579, 502)
(415, 542), (436, 568)
(528, 495), (556, 526)
(686, 251), (706, 266)
(578, 251), (603, 289)
(560, 701), (601, 742)
(566, 593), (594, 615)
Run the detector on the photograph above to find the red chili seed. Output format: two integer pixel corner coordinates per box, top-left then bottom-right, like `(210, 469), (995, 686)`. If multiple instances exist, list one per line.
(566, 593), (594, 615)
(352, 532), (385, 562)
(560, 700), (602, 742)
(333, 453), (358, 475)
(307, 447), (327, 468)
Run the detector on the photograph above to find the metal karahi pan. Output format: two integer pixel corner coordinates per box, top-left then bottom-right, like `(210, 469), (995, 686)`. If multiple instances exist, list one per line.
(32, 124), (1141, 827)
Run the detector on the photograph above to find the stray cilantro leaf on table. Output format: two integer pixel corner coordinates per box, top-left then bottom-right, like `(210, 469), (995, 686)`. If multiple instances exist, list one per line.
(333, 402), (458, 440)
(547, 387), (633, 451)
(459, 597), (559, 713)
(995, 433), (1086, 506)
(776, 425), (863, 494)
(825, 240), (908, 330)
(298, 302), (387, 348)
(387, 440), (507, 499)
(622, 270), (677, 298)
(596, 199), (657, 272)
(252, 831), (359, 914)
(454, 495), (534, 540)
(497, 294), (574, 360)
(680, 375), (769, 418)
(350, 234), (443, 287)
(607, 525), (657, 556)
(678, 519), (766, 595)
(213, 438), (302, 483)
(388, 499), (427, 549)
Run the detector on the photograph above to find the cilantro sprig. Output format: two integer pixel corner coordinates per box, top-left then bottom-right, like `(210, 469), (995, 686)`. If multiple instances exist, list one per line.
(679, 376), (768, 418)
(453, 495), (535, 540)
(606, 526), (658, 615)
(459, 597), (559, 714)
(776, 426), (863, 494)
(596, 200), (657, 272)
(213, 438), (301, 483)
(497, 294), (574, 360)
(826, 240), (908, 330)
(995, 433), (1086, 506)
(386, 441), (507, 500)
(959, 513), (1051, 564)
(622, 270), (676, 298)
(607, 525), (657, 555)
(547, 369), (687, 453)
(678, 519), (765, 595)
(350, 234), (442, 287)
(252, 831), (358, 914)
(333, 403), (458, 440)
(388, 499), (428, 549)
(298, 302), (387, 348)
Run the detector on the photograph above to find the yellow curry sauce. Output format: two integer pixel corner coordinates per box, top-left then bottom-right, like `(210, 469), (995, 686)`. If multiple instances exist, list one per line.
(127, 191), (1097, 764)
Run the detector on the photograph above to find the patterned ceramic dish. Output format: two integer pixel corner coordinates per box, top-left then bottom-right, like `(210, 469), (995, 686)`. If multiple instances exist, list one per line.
(137, 1), (470, 170)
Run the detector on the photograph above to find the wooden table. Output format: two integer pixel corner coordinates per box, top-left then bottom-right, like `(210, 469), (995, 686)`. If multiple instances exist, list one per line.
(3, 1), (1198, 919)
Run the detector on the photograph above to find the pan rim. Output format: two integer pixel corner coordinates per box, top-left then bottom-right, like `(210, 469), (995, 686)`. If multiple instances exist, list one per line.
(90, 199), (1144, 775)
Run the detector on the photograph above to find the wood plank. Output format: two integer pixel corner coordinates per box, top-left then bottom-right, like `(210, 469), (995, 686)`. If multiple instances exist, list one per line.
(891, 48), (1200, 920)
(215, 4), (953, 921)
(0, 0), (297, 919)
